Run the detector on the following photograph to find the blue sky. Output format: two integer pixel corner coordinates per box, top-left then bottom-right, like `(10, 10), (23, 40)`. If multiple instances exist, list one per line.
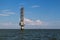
(0, 0), (60, 29)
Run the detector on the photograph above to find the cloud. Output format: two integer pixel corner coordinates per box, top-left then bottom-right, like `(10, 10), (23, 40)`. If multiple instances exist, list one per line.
(32, 5), (40, 8)
(47, 21), (60, 27)
(19, 3), (24, 5)
(24, 18), (45, 26)
(0, 22), (19, 29)
(0, 14), (9, 16)
(0, 10), (15, 16)
(0, 22), (18, 26)
(0, 18), (60, 29)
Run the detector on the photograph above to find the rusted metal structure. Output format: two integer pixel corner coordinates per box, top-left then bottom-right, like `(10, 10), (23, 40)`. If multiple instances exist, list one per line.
(19, 7), (24, 30)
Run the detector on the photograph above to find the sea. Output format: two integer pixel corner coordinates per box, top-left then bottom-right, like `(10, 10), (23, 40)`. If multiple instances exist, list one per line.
(0, 29), (60, 40)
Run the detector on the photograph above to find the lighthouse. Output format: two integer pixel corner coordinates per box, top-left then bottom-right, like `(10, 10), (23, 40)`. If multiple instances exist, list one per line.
(19, 7), (24, 30)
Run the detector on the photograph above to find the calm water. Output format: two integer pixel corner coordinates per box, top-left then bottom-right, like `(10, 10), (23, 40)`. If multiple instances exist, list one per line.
(0, 29), (60, 40)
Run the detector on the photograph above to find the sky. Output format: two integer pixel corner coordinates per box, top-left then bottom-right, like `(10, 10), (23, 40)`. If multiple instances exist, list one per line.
(0, 0), (60, 29)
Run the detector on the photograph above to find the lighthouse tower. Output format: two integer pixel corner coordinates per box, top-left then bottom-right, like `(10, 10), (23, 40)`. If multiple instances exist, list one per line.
(19, 7), (24, 30)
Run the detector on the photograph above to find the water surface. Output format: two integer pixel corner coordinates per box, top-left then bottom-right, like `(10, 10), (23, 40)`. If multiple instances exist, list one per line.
(0, 29), (60, 40)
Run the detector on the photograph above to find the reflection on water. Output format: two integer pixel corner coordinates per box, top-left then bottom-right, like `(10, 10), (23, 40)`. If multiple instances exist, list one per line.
(0, 29), (60, 40)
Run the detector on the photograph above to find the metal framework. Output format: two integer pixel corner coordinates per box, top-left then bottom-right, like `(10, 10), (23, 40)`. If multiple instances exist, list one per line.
(19, 7), (24, 30)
